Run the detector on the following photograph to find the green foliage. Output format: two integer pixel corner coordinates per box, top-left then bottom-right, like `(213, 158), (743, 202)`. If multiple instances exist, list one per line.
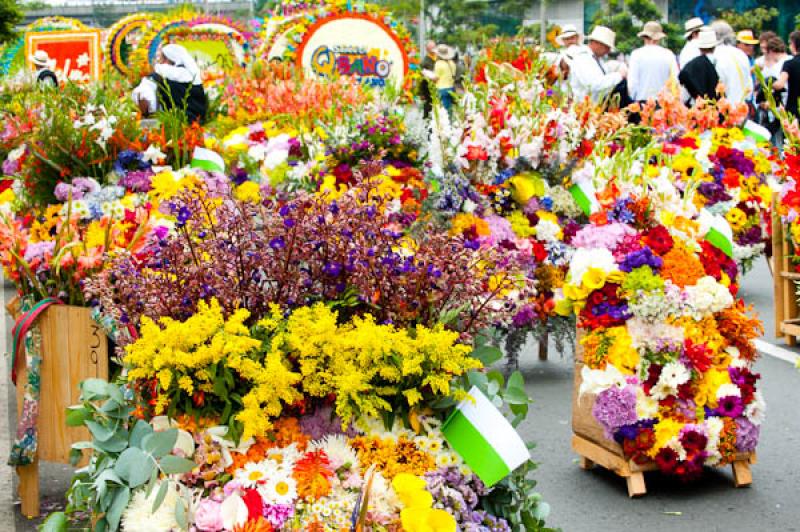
(722, 7), (778, 34)
(592, 0), (682, 54)
(482, 461), (559, 532)
(372, 0), (528, 49)
(56, 379), (195, 532)
(0, 0), (21, 46)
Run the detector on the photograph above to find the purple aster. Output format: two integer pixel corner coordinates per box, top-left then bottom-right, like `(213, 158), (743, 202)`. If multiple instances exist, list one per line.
(619, 247), (663, 272)
(735, 418), (760, 452)
(592, 385), (638, 439)
(263, 504), (294, 528)
(716, 396), (745, 418)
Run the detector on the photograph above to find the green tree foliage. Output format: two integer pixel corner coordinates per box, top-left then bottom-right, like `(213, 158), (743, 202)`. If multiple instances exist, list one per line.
(719, 7), (778, 35)
(0, 0), (22, 46)
(592, 0), (682, 55)
(372, 0), (530, 49)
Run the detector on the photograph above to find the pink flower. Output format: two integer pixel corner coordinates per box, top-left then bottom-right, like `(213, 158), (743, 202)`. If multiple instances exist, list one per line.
(194, 498), (224, 531)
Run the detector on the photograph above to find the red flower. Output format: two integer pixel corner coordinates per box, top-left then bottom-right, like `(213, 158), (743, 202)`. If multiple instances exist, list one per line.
(0, 179), (11, 193)
(466, 145), (489, 161)
(241, 488), (264, 521)
(654, 447), (680, 474)
(644, 225), (674, 255)
(684, 341), (712, 372)
(680, 430), (708, 453)
(531, 240), (548, 262)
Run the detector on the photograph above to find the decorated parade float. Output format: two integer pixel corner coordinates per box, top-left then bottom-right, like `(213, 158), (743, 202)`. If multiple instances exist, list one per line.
(0, 3), (794, 529)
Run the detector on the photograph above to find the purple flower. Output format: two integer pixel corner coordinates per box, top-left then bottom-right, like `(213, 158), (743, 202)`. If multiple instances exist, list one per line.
(263, 504), (294, 528)
(323, 261), (342, 276)
(592, 385), (638, 439)
(619, 247), (662, 272)
(269, 237), (286, 250)
(118, 169), (154, 193)
(716, 396), (745, 418)
(735, 418), (760, 452)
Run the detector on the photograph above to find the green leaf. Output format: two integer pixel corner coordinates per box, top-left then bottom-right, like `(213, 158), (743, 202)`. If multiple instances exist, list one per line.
(221, 401), (232, 424)
(471, 344), (503, 366)
(81, 378), (109, 400)
(40, 511), (68, 532)
(97, 434), (130, 454)
(466, 370), (488, 391)
(129, 419), (153, 448)
(142, 429), (178, 458)
(175, 498), (188, 529)
(106, 485), (130, 531)
(504, 387), (530, 405)
(159, 455), (197, 475)
(65, 406), (89, 427)
(94, 518), (108, 532)
(487, 379), (500, 397)
(107, 383), (124, 405)
(151, 481), (169, 513)
(86, 421), (114, 442)
(115, 448), (153, 488)
(506, 370), (525, 393)
(69, 447), (84, 467)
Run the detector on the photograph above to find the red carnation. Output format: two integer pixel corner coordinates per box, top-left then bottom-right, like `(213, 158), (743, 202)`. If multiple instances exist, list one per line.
(644, 225), (674, 255)
(684, 341), (712, 372)
(655, 447), (680, 474)
(242, 488), (264, 521)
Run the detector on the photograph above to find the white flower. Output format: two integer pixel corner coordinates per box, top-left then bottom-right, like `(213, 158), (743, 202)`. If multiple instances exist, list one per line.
(220, 493), (248, 531)
(715, 383), (742, 400)
(142, 145), (166, 164)
(8, 145), (25, 162)
(264, 442), (302, 470)
(578, 365), (627, 398)
(260, 472), (297, 505)
(235, 459), (279, 489)
(309, 435), (359, 470)
(635, 387), (659, 419)
(76, 53), (90, 68)
(745, 391), (766, 425)
(650, 362), (691, 400)
(665, 437), (687, 461)
(534, 219), (561, 242)
(121, 482), (179, 531)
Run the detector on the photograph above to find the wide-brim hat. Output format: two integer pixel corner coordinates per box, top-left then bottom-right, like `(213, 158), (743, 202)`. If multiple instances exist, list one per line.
(684, 17), (704, 38)
(435, 44), (456, 60)
(696, 28), (720, 49)
(30, 50), (50, 68)
(737, 30), (759, 45)
(638, 21), (666, 41)
(556, 23), (583, 46)
(587, 25), (616, 51)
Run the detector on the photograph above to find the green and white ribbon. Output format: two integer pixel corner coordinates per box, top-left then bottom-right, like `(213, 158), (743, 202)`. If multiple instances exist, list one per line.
(442, 386), (530, 487)
(191, 147), (225, 174)
(699, 209), (734, 259)
(742, 120), (771, 144)
(569, 181), (600, 217)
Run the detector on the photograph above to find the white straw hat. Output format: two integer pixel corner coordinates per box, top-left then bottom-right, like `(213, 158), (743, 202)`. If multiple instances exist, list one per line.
(638, 21), (667, 41)
(435, 44), (456, 60)
(587, 26), (616, 51)
(696, 28), (720, 49)
(684, 17), (705, 38)
(556, 24), (582, 46)
(31, 50), (50, 68)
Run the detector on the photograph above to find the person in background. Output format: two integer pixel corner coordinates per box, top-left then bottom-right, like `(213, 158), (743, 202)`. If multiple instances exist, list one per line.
(30, 50), (57, 87)
(556, 24), (582, 49)
(568, 25), (627, 103)
(132, 44), (208, 124)
(755, 31), (778, 71)
(737, 30), (759, 63)
(679, 28), (720, 103)
(628, 21), (679, 103)
(755, 35), (790, 145)
(433, 44), (458, 112)
(420, 40), (437, 118)
(679, 17), (705, 68)
(711, 20), (754, 104)
(773, 31), (800, 119)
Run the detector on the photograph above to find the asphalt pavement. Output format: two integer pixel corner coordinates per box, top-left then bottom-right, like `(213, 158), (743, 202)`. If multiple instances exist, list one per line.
(3, 258), (800, 531)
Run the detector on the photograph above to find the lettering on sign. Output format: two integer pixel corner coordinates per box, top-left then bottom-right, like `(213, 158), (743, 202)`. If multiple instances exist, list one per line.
(310, 45), (392, 87)
(89, 324), (101, 366)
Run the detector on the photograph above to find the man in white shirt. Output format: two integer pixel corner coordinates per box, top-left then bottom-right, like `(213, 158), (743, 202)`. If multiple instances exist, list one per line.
(679, 17), (705, 68)
(628, 21), (679, 102)
(569, 26), (627, 103)
(710, 20), (754, 104)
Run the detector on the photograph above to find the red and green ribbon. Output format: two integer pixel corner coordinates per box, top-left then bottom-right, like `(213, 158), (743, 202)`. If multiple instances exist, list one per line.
(10, 297), (62, 385)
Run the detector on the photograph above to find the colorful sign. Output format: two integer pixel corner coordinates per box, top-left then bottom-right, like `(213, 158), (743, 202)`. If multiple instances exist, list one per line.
(24, 29), (103, 82)
(296, 14), (409, 89)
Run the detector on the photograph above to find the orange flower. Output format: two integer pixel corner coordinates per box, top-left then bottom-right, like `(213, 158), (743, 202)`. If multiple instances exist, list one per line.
(660, 244), (705, 288)
(233, 517), (274, 532)
(293, 449), (333, 500)
(716, 302), (764, 361)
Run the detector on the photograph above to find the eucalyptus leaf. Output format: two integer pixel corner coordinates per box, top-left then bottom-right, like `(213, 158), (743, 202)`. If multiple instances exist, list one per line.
(471, 344), (503, 366)
(151, 481), (169, 513)
(40, 511), (68, 532)
(160, 455), (197, 475)
(81, 378), (109, 399)
(129, 419), (153, 448)
(175, 498), (188, 529)
(142, 429), (178, 458)
(65, 406), (89, 427)
(86, 421), (115, 442)
(506, 370), (526, 393)
(115, 448), (153, 488)
(106, 485), (130, 531)
(98, 434), (130, 454)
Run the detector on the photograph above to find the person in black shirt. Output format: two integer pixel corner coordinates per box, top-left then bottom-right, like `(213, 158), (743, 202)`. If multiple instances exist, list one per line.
(30, 50), (57, 88)
(131, 44), (208, 124)
(679, 29), (720, 103)
(773, 31), (800, 118)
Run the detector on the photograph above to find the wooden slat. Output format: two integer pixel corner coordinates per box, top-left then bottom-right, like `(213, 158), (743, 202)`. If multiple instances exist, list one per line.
(572, 434), (632, 478)
(773, 198), (784, 339)
(779, 272), (800, 280)
(780, 322), (800, 337)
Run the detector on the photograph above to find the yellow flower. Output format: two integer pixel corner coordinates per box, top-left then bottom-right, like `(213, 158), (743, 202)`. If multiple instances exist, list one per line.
(581, 267), (607, 291)
(0, 188), (15, 204)
(508, 174), (543, 205)
(150, 171), (181, 202)
(725, 207), (747, 233)
(233, 181), (261, 203)
(649, 418), (684, 458)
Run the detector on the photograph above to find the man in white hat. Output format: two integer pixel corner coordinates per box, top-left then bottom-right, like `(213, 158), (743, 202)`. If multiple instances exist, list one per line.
(568, 25), (627, 103)
(556, 24), (582, 48)
(679, 17), (705, 68)
(710, 20), (753, 104)
(628, 21), (679, 102)
(30, 50), (57, 87)
(678, 28), (720, 103)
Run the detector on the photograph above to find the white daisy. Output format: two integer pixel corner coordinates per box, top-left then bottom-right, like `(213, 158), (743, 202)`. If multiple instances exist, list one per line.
(260, 472), (297, 505)
(235, 459), (278, 489)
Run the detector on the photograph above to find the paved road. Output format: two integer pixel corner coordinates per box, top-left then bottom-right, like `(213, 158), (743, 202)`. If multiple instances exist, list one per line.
(3, 258), (800, 531)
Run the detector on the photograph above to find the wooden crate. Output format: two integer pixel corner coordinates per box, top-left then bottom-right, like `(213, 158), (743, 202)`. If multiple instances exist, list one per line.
(7, 299), (109, 518)
(773, 200), (800, 345)
(571, 333), (754, 497)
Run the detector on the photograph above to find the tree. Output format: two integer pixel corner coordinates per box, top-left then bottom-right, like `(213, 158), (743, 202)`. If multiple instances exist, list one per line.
(592, 0), (682, 55)
(372, 0), (530, 50)
(0, 0), (21, 46)
(720, 7), (778, 34)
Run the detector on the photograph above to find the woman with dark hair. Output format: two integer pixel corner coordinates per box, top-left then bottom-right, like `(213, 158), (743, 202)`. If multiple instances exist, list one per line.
(132, 44), (208, 124)
(755, 36), (790, 145)
(774, 31), (800, 119)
